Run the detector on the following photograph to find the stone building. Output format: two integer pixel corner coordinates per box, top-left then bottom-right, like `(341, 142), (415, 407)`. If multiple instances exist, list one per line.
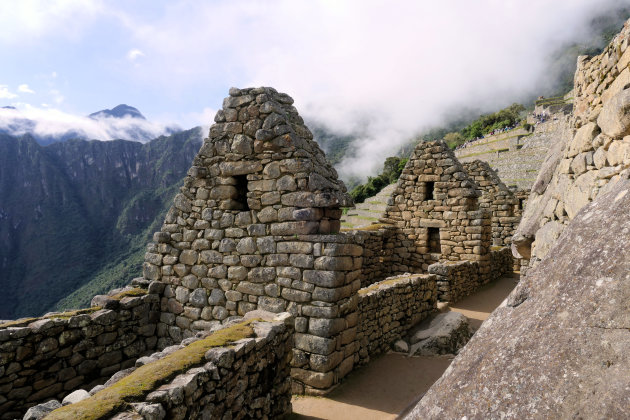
(381, 141), (491, 275)
(0, 87), (519, 418)
(461, 160), (523, 247)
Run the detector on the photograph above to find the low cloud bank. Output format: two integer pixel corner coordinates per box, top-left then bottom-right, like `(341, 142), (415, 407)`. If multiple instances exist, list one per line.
(0, 106), (178, 143)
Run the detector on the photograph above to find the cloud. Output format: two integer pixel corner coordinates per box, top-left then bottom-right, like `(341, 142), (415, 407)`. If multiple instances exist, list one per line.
(3, 1), (629, 181)
(0, 0), (104, 43)
(0, 85), (18, 99)
(18, 84), (35, 94)
(49, 89), (65, 104)
(126, 48), (145, 61)
(0, 105), (177, 143)
(109, 0), (629, 180)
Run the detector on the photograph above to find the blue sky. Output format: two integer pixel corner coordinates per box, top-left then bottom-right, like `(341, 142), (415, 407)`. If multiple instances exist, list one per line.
(1, 0), (628, 177)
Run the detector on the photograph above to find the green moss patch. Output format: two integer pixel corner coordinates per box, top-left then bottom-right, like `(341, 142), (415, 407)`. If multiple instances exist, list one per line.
(0, 317), (38, 329)
(46, 320), (256, 420)
(0, 307), (100, 329)
(109, 288), (147, 301)
(359, 275), (415, 295)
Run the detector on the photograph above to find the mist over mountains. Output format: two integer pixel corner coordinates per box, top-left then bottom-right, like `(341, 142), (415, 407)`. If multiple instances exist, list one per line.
(0, 104), (179, 146)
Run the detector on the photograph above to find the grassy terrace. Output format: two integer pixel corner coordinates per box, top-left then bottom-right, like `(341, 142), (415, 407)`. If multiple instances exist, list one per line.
(456, 132), (532, 152)
(535, 96), (573, 106)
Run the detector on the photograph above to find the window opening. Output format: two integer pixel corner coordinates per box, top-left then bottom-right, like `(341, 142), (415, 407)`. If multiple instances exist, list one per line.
(234, 175), (250, 211)
(425, 181), (435, 200)
(465, 197), (478, 211)
(428, 227), (441, 253)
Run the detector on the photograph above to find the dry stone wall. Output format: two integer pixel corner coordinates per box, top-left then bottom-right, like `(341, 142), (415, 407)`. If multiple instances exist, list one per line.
(356, 274), (437, 365)
(138, 88), (371, 392)
(0, 287), (160, 419)
(513, 19), (630, 264)
(44, 314), (293, 420)
(382, 140), (493, 274)
(462, 160), (522, 247)
(428, 247), (512, 303)
(455, 127), (548, 190)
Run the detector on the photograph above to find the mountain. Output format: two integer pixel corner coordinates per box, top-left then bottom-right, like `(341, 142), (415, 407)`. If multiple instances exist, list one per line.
(0, 128), (202, 318)
(89, 104), (146, 120)
(0, 104), (178, 146)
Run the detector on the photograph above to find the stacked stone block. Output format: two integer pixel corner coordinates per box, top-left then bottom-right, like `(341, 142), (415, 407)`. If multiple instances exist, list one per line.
(348, 228), (396, 288)
(46, 315), (293, 420)
(382, 140), (493, 274)
(462, 160), (522, 246)
(514, 20), (630, 266)
(356, 274), (437, 365)
(140, 87), (380, 393)
(0, 287), (159, 419)
(428, 247), (513, 303)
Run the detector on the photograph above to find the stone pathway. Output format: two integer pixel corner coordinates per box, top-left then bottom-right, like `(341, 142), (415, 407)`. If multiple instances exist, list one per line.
(341, 183), (397, 230)
(289, 275), (518, 419)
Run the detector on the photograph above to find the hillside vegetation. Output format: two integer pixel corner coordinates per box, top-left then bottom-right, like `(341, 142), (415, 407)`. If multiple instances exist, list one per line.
(0, 129), (201, 318)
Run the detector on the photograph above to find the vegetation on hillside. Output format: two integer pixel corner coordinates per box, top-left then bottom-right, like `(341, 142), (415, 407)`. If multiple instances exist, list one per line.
(0, 129), (201, 318)
(350, 156), (408, 204)
(460, 103), (525, 140)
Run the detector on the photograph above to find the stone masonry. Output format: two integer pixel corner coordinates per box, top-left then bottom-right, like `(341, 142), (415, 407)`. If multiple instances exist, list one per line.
(381, 141), (492, 273)
(0, 87), (524, 416)
(142, 87), (371, 393)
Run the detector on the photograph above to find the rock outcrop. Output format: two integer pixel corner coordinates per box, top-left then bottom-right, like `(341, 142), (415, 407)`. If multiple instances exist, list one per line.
(406, 311), (472, 356)
(406, 178), (630, 419)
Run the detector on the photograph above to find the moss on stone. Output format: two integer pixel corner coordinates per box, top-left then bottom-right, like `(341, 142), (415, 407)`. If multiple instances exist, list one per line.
(0, 307), (100, 328)
(44, 307), (101, 320)
(358, 275), (415, 295)
(0, 317), (38, 329)
(109, 288), (147, 301)
(45, 320), (256, 420)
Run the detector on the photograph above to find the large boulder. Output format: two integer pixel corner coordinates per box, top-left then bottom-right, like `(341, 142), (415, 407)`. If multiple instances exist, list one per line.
(407, 312), (472, 356)
(406, 179), (630, 419)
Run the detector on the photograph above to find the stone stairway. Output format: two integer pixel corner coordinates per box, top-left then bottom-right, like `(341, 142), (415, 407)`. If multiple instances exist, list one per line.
(341, 183), (397, 229)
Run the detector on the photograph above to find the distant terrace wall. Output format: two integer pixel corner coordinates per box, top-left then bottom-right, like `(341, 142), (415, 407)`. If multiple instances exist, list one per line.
(456, 120), (570, 190)
(45, 315), (293, 420)
(0, 287), (160, 419)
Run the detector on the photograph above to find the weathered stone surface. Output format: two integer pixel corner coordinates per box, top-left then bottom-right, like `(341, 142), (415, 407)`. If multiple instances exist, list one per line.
(23, 399), (62, 419)
(61, 389), (90, 406)
(408, 180), (630, 419)
(407, 312), (472, 356)
(598, 88), (630, 138)
(567, 122), (598, 157)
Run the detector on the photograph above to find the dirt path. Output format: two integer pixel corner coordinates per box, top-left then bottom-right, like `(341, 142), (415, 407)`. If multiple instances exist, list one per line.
(290, 275), (518, 420)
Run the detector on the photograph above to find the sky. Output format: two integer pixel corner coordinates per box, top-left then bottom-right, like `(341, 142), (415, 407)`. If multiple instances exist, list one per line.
(1, 0), (629, 179)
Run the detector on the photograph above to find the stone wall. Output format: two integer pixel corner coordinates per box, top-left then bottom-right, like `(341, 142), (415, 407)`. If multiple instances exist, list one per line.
(462, 160), (521, 247)
(513, 19), (630, 264)
(0, 287), (160, 419)
(356, 274), (437, 365)
(351, 227), (395, 288)
(45, 314), (293, 420)
(382, 140), (493, 275)
(428, 247), (512, 303)
(455, 119), (566, 190)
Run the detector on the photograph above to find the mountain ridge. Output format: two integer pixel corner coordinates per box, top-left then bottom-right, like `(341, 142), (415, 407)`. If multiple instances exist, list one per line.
(0, 128), (203, 318)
